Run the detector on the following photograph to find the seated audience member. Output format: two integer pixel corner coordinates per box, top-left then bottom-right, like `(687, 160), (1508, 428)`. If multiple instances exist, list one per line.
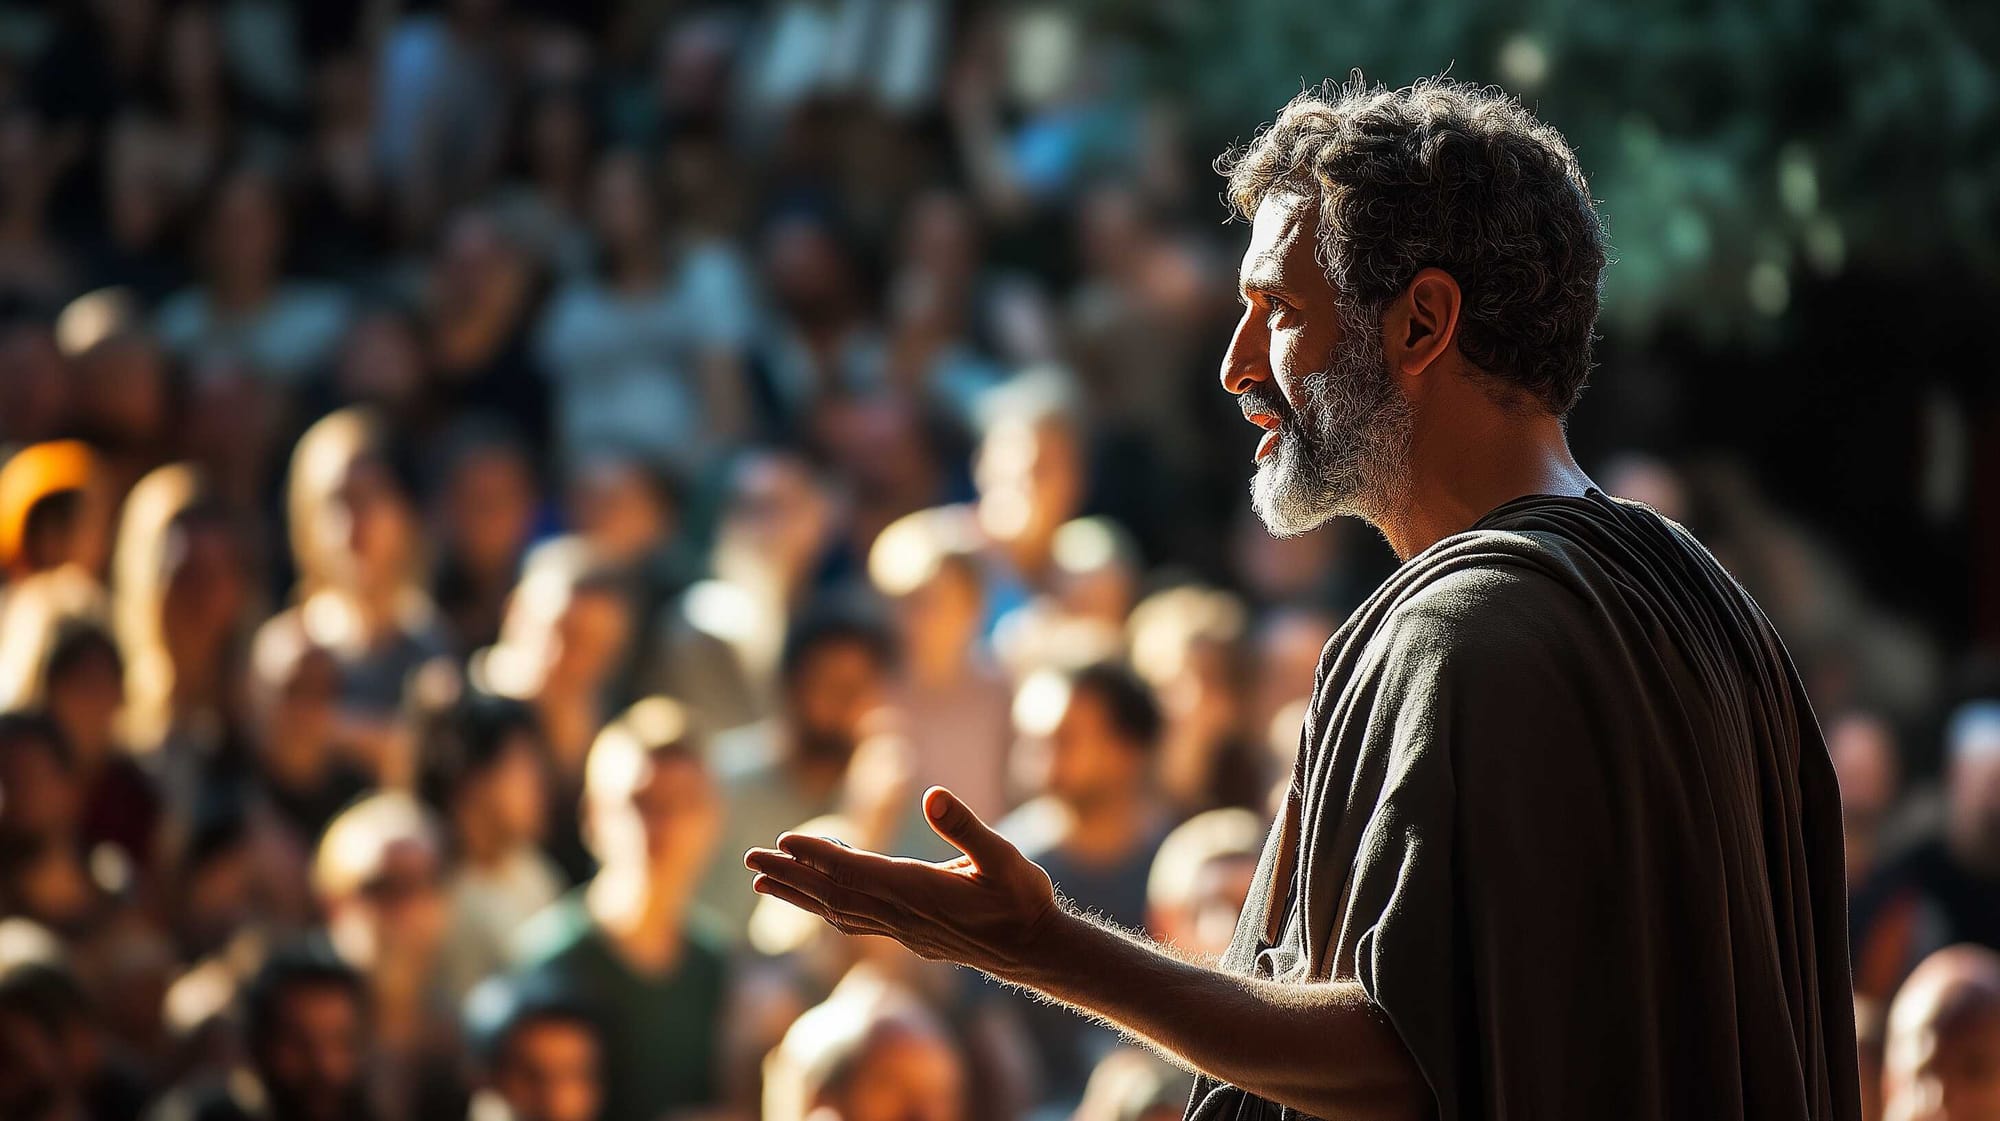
(37, 617), (164, 880)
(698, 607), (900, 937)
(1127, 585), (1266, 813)
(1072, 1048), (1194, 1121)
(471, 536), (637, 882)
(566, 452), (690, 692)
(763, 968), (966, 1121)
(157, 946), (373, 1121)
(1001, 662), (1172, 931)
(0, 713), (104, 936)
(152, 165), (349, 388)
(1882, 944), (2000, 1121)
(244, 617), (370, 852)
(312, 793), (462, 1121)
(1855, 702), (2000, 1001)
(868, 507), (1012, 822)
(1144, 807), (1265, 961)
(164, 798), (284, 962)
(970, 380), (1088, 629)
(465, 982), (604, 1121)
(535, 149), (749, 475)
(418, 688), (563, 1003)
(277, 407), (449, 725)
(989, 517), (1139, 683)
(512, 697), (728, 1121)
(0, 956), (151, 1121)
(110, 465), (253, 817)
(0, 959), (86, 1121)
(989, 662), (1173, 1109)
(429, 419), (542, 656)
(647, 450), (839, 736)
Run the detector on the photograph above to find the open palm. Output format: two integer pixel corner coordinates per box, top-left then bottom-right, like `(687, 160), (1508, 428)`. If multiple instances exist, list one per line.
(743, 786), (1060, 975)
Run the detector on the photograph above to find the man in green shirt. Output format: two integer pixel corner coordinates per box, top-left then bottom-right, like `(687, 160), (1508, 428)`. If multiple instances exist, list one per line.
(514, 697), (729, 1121)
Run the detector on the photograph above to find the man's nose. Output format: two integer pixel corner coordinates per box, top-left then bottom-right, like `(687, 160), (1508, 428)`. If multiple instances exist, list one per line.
(1219, 310), (1268, 396)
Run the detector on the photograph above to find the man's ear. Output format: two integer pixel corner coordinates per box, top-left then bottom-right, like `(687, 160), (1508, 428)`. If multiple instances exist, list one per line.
(1383, 267), (1463, 381)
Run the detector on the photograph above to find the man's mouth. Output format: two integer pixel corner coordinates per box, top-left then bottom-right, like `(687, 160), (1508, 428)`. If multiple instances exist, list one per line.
(1244, 408), (1282, 463)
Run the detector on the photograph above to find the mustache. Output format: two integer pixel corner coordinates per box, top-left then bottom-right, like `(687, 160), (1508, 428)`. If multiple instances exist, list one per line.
(1238, 385), (1294, 425)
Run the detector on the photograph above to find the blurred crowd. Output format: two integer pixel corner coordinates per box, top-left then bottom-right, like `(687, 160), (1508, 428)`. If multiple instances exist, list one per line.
(0, 4), (1994, 1121)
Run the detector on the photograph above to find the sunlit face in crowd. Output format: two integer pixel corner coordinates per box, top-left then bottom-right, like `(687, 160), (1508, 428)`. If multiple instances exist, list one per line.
(787, 641), (888, 765)
(896, 560), (982, 663)
(589, 747), (720, 880)
(1889, 1002), (2000, 1121)
(570, 458), (670, 568)
(495, 1018), (603, 1121)
(1222, 192), (1412, 536)
(354, 838), (448, 960)
(547, 586), (632, 692)
(161, 519), (249, 650)
(255, 983), (369, 1121)
(1045, 686), (1143, 810)
(974, 416), (1083, 550)
(824, 1025), (966, 1121)
(720, 455), (830, 577)
(330, 457), (416, 595)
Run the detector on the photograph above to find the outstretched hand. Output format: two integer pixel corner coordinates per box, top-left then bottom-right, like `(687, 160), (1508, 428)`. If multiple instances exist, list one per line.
(743, 786), (1061, 977)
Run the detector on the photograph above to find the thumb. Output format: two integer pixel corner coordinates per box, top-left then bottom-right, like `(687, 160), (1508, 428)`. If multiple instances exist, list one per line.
(923, 786), (1013, 868)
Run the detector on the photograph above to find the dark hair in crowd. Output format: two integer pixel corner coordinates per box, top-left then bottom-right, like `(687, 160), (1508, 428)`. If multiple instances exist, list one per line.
(780, 603), (898, 684)
(473, 982), (604, 1068)
(1216, 74), (1607, 416)
(40, 616), (122, 694)
(242, 944), (367, 1045)
(0, 711), (71, 772)
(1069, 662), (1164, 753)
(418, 687), (544, 812)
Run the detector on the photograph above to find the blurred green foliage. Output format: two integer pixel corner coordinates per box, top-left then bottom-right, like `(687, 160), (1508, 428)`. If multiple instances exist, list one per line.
(1112, 0), (2000, 339)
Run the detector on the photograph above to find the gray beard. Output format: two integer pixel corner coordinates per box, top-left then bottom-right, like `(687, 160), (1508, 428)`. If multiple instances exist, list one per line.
(1250, 309), (1413, 537)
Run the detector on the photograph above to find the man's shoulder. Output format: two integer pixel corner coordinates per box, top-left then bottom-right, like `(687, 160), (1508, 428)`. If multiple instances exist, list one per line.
(1372, 549), (1593, 666)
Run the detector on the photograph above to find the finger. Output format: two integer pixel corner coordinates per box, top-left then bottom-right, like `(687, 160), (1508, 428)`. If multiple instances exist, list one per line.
(775, 833), (924, 892)
(922, 786), (1016, 869)
(748, 850), (892, 922)
(751, 874), (896, 938)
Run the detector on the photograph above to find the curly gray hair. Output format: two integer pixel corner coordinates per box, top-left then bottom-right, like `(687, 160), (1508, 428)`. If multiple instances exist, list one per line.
(1217, 75), (1607, 416)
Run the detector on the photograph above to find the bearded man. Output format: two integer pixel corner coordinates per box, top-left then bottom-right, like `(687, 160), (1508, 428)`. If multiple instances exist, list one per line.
(746, 76), (1862, 1121)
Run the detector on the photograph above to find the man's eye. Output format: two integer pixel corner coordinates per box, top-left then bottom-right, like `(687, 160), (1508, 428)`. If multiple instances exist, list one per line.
(1265, 300), (1295, 326)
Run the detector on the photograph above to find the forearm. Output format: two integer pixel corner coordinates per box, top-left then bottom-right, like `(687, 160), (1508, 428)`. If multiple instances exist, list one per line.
(998, 906), (1427, 1121)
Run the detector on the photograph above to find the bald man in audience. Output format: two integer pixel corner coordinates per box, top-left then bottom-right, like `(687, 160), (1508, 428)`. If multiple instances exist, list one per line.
(1884, 945), (2000, 1121)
